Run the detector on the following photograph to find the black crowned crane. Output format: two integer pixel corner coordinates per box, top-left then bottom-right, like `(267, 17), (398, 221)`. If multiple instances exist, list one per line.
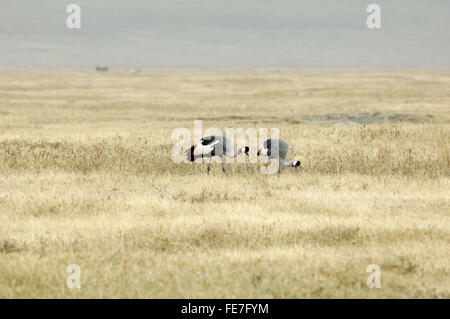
(186, 135), (249, 175)
(257, 138), (301, 174)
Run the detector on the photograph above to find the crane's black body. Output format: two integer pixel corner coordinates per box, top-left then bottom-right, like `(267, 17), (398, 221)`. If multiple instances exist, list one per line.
(187, 135), (249, 175)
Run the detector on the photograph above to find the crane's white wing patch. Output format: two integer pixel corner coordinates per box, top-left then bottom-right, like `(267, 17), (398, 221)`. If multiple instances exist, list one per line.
(193, 140), (220, 156)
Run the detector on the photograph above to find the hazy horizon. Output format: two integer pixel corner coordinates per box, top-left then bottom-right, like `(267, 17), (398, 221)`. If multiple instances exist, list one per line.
(1, 0), (449, 68)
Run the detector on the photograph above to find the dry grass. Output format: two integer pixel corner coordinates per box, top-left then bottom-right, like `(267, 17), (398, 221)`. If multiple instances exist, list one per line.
(0, 69), (449, 298)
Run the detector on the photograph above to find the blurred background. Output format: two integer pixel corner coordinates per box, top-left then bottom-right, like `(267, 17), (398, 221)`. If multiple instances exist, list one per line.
(1, 0), (449, 68)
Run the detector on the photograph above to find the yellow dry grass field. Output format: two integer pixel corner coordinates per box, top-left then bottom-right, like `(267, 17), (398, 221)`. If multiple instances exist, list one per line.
(0, 69), (449, 298)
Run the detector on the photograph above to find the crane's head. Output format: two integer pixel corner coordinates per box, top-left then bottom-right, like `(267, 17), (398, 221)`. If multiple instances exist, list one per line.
(238, 146), (250, 156)
(291, 160), (301, 171)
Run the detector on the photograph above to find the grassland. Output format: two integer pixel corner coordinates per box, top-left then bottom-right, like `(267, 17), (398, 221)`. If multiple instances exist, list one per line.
(0, 69), (449, 298)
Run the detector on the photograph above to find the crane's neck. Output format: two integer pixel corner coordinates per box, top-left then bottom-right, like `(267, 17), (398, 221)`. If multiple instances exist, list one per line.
(280, 159), (295, 167)
(226, 147), (242, 158)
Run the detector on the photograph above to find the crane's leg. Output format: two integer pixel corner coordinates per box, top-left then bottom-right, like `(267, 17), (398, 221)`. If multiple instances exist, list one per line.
(221, 162), (228, 176)
(207, 158), (211, 175)
(265, 160), (269, 179)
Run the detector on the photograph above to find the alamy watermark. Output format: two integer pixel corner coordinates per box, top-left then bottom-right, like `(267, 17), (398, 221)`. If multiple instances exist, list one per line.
(366, 4), (381, 29)
(66, 264), (81, 289)
(171, 120), (282, 174)
(66, 4), (81, 29)
(366, 264), (381, 288)
(66, 4), (381, 30)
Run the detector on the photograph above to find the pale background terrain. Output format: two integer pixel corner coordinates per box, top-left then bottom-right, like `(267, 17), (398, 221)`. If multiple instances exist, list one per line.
(1, 0), (450, 68)
(0, 70), (449, 298)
